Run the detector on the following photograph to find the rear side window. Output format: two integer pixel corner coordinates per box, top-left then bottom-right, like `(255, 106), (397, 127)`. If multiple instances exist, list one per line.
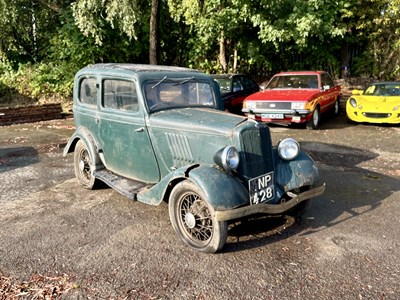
(79, 78), (97, 106)
(103, 79), (138, 112)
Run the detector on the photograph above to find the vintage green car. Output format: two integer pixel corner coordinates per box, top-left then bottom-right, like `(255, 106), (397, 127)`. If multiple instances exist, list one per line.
(64, 63), (325, 253)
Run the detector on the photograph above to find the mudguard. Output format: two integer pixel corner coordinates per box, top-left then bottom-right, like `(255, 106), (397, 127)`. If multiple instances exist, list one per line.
(139, 151), (320, 210)
(137, 164), (249, 210)
(274, 150), (320, 192)
(63, 127), (104, 170)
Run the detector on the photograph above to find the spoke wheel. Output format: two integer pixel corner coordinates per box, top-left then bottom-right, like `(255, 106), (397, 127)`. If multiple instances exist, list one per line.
(306, 107), (320, 130)
(169, 181), (227, 253)
(74, 140), (96, 189)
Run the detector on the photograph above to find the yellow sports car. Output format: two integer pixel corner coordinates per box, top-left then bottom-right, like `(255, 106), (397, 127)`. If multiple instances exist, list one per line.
(346, 81), (400, 124)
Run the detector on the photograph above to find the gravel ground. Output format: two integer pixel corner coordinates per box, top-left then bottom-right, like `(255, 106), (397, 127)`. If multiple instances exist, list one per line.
(0, 115), (399, 299)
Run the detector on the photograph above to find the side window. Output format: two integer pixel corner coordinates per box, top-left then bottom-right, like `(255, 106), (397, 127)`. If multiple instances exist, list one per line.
(103, 79), (138, 112)
(233, 78), (243, 92)
(321, 74), (334, 89)
(79, 78), (97, 106)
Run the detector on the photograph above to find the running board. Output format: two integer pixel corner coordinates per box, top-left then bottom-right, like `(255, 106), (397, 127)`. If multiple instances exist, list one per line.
(93, 169), (152, 200)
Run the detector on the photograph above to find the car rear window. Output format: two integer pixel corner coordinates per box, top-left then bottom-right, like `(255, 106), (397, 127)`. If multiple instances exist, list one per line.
(79, 78), (97, 106)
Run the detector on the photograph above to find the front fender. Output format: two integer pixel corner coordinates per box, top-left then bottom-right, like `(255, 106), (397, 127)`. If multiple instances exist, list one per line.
(63, 127), (103, 169)
(137, 164), (249, 210)
(274, 150), (320, 192)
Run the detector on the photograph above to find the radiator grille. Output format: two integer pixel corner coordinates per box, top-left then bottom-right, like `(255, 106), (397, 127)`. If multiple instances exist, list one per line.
(238, 126), (274, 181)
(254, 101), (291, 110)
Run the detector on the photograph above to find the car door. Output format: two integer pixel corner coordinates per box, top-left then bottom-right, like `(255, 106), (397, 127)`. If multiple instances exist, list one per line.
(97, 78), (160, 183)
(320, 73), (337, 112)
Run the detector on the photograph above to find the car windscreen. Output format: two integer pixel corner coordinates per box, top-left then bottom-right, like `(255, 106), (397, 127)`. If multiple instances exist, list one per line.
(143, 78), (217, 112)
(266, 75), (319, 89)
(364, 84), (400, 96)
(213, 78), (232, 95)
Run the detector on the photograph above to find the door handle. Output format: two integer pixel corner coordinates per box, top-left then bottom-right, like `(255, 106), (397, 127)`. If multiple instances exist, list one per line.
(134, 127), (144, 132)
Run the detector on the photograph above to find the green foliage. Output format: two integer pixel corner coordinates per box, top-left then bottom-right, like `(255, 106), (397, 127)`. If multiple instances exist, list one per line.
(1, 0), (400, 107)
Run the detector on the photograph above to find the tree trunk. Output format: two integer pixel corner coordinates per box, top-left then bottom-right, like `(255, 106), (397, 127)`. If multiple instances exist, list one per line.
(149, 0), (159, 65)
(219, 31), (227, 73)
(340, 44), (350, 78)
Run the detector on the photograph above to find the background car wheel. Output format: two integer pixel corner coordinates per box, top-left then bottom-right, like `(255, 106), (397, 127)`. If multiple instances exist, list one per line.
(169, 180), (228, 253)
(74, 140), (97, 189)
(287, 200), (310, 218)
(306, 107), (320, 130)
(284, 186), (312, 218)
(333, 98), (341, 116)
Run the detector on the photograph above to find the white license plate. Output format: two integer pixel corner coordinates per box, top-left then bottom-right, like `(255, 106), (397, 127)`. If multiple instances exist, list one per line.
(248, 172), (275, 205)
(261, 113), (284, 119)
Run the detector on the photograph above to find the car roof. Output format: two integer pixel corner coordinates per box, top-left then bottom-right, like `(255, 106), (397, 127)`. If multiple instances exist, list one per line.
(370, 81), (400, 85)
(81, 63), (200, 73)
(273, 71), (327, 76)
(211, 74), (247, 79)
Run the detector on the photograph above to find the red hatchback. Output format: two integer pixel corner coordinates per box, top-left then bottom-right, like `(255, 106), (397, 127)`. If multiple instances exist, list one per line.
(242, 71), (341, 129)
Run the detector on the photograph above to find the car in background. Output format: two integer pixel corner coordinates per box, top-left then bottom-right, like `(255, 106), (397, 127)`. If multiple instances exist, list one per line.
(212, 74), (260, 114)
(63, 64), (325, 253)
(242, 71), (342, 129)
(346, 81), (400, 124)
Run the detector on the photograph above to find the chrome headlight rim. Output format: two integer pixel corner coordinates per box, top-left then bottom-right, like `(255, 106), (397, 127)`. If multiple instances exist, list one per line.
(213, 146), (240, 172)
(277, 138), (300, 161)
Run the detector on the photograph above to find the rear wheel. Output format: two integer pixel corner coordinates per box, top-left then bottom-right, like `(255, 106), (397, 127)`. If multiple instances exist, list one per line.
(169, 181), (228, 253)
(74, 140), (97, 189)
(306, 107), (320, 130)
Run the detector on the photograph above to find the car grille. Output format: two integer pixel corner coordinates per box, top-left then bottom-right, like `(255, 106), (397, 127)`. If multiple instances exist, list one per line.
(238, 126), (274, 182)
(254, 101), (291, 110)
(362, 112), (391, 118)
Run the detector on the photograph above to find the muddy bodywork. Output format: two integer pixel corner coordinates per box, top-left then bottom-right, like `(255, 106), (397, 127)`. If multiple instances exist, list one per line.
(64, 63), (325, 224)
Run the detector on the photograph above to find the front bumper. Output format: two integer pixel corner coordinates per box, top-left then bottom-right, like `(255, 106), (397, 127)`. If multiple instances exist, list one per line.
(214, 183), (326, 221)
(242, 108), (311, 123)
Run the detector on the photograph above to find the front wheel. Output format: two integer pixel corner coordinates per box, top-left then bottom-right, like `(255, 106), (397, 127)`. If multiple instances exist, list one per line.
(73, 140), (97, 189)
(333, 98), (341, 116)
(169, 181), (228, 253)
(306, 107), (320, 130)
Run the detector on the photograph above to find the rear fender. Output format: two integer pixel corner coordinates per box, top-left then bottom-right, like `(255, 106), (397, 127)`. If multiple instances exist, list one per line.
(63, 127), (103, 169)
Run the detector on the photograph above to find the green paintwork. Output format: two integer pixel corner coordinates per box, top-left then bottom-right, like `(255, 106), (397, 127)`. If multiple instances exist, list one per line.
(64, 63), (324, 219)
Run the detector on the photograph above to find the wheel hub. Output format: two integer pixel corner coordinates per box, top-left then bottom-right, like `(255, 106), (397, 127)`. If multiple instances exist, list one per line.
(184, 212), (196, 229)
(79, 160), (85, 171)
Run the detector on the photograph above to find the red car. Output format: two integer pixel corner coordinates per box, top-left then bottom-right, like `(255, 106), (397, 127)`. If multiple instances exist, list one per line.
(242, 71), (342, 129)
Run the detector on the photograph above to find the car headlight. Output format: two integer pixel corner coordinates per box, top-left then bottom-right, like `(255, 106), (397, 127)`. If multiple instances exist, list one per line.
(277, 138), (300, 161)
(349, 98), (357, 108)
(244, 101), (256, 110)
(291, 102), (306, 110)
(213, 146), (240, 172)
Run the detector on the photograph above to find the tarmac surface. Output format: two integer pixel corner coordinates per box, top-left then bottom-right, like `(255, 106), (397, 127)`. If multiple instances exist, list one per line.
(0, 114), (399, 299)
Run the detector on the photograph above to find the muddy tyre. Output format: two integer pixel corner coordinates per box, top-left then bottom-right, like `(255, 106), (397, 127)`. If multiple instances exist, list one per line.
(169, 181), (228, 253)
(73, 140), (97, 189)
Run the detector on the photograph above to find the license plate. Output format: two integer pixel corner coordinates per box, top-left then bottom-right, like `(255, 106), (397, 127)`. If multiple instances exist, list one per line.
(248, 172), (275, 205)
(261, 113), (284, 119)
